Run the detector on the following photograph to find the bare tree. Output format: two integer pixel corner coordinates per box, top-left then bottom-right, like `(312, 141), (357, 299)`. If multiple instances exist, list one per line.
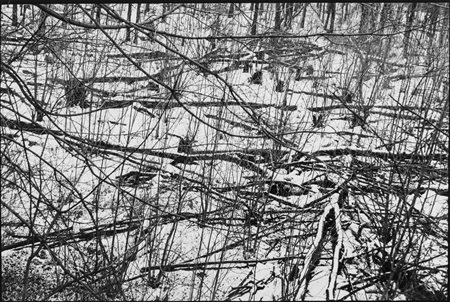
(1, 3), (448, 301)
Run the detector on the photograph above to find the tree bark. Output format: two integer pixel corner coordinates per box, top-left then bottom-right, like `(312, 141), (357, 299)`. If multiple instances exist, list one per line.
(438, 6), (447, 48)
(328, 3), (336, 33)
(162, 3), (167, 22)
(343, 3), (348, 21)
(251, 3), (259, 35)
(95, 4), (101, 23)
(317, 3), (322, 20)
(294, 3), (301, 15)
(404, 3), (417, 57)
(134, 3), (141, 43)
(285, 3), (293, 29)
(378, 3), (391, 32)
(126, 4), (132, 42)
(36, 6), (47, 38)
(393, 4), (404, 32)
(275, 2), (282, 31)
(228, 3), (234, 18)
(20, 5), (29, 25)
(324, 3), (333, 32)
(428, 4), (439, 39)
(300, 4), (307, 28)
(12, 4), (18, 27)
(359, 4), (368, 34)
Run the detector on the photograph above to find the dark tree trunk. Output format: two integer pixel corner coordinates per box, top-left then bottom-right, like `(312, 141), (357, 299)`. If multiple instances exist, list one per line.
(91, 4), (96, 20)
(379, 3), (391, 32)
(228, 3), (234, 18)
(321, 3), (326, 22)
(209, 16), (219, 49)
(62, 4), (69, 28)
(393, 4), (404, 31)
(243, 62), (251, 73)
(324, 3), (331, 31)
(251, 3), (259, 35)
(136, 3), (141, 24)
(428, 5), (439, 38)
(285, 3), (293, 29)
(274, 2), (282, 31)
(36, 6), (47, 38)
(276, 80), (285, 92)
(343, 3), (348, 21)
(328, 3), (336, 33)
(20, 5), (29, 25)
(134, 3), (141, 43)
(300, 3), (307, 28)
(162, 3), (167, 22)
(294, 3), (301, 14)
(12, 4), (18, 26)
(369, 3), (379, 32)
(438, 22), (447, 48)
(126, 4), (132, 41)
(95, 4), (101, 23)
(404, 3), (417, 57)
(359, 4), (368, 34)
(295, 68), (301, 81)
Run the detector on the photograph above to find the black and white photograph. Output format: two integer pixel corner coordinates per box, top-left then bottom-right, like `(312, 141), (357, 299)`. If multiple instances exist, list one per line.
(1, 3), (448, 301)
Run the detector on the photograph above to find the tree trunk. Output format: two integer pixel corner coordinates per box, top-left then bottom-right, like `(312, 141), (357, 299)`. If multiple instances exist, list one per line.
(378, 3), (391, 32)
(126, 4), (132, 42)
(12, 4), (18, 27)
(294, 3), (301, 15)
(251, 3), (259, 35)
(324, 3), (331, 31)
(369, 3), (379, 32)
(285, 3), (293, 29)
(209, 16), (219, 49)
(393, 4), (404, 31)
(134, 3), (141, 43)
(36, 6), (47, 38)
(317, 3), (322, 20)
(359, 4), (368, 34)
(274, 2), (282, 31)
(428, 5), (439, 39)
(328, 3), (336, 33)
(228, 3), (234, 18)
(95, 4), (101, 23)
(62, 4), (69, 28)
(136, 3), (141, 24)
(377, 4), (393, 60)
(300, 3), (307, 28)
(438, 7), (447, 48)
(403, 3), (417, 57)
(91, 4), (96, 21)
(162, 3), (167, 22)
(20, 5), (29, 25)
(343, 3), (348, 21)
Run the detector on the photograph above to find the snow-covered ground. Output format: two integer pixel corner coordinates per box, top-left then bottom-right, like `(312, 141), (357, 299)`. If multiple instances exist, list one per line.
(1, 3), (448, 301)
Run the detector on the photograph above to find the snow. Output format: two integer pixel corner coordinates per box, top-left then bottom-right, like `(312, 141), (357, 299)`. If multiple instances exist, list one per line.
(1, 3), (448, 301)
